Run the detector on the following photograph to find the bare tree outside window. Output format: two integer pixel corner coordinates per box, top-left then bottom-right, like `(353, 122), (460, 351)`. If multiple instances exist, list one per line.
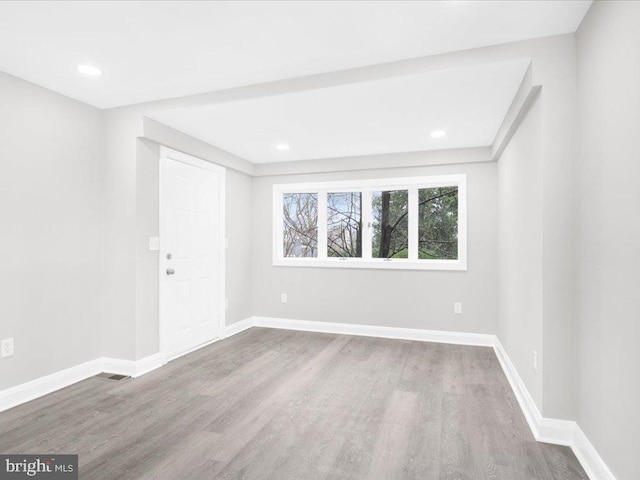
(327, 192), (362, 257)
(372, 190), (409, 258)
(418, 187), (458, 259)
(283, 193), (318, 257)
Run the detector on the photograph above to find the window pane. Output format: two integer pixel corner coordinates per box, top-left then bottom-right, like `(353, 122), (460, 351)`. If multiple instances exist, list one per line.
(418, 187), (458, 260)
(327, 192), (362, 257)
(283, 193), (318, 257)
(372, 190), (409, 258)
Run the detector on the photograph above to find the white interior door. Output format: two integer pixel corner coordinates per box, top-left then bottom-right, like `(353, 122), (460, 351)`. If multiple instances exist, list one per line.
(160, 147), (225, 360)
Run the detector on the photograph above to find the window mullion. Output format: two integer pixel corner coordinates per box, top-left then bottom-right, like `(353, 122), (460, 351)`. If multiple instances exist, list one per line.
(361, 189), (372, 260)
(276, 191), (284, 260)
(408, 187), (418, 261)
(317, 191), (328, 259)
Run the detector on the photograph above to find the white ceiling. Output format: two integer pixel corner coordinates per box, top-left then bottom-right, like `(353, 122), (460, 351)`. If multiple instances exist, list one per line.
(0, 1), (591, 108)
(150, 59), (531, 163)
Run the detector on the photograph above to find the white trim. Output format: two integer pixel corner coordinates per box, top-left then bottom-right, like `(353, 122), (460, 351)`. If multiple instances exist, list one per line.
(165, 316), (256, 361)
(252, 316), (494, 347)
(273, 174), (467, 271)
(408, 187), (418, 261)
(165, 338), (220, 362)
(273, 175), (466, 192)
(456, 174), (468, 269)
(248, 317), (615, 480)
(0, 317), (255, 413)
(493, 338), (546, 440)
(0, 354), (162, 413)
(493, 338), (616, 480)
(271, 257), (465, 271)
(317, 191), (328, 260)
(0, 318), (615, 480)
(159, 146), (226, 364)
(572, 425), (617, 480)
(132, 352), (165, 377)
(0, 358), (103, 413)
(494, 338), (578, 445)
(223, 317), (254, 338)
(361, 189), (373, 260)
(101, 353), (164, 379)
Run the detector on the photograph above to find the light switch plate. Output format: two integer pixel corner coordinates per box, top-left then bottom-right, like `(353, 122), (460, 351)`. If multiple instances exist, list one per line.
(148, 237), (160, 251)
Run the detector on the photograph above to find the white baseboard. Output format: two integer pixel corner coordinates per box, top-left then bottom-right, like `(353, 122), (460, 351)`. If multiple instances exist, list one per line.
(493, 338), (615, 480)
(0, 353), (166, 413)
(493, 338), (548, 440)
(0, 317), (255, 413)
(102, 353), (164, 379)
(252, 316), (495, 347)
(224, 317), (254, 338)
(0, 358), (103, 413)
(252, 316), (615, 480)
(573, 425), (617, 480)
(132, 352), (165, 377)
(0, 316), (616, 480)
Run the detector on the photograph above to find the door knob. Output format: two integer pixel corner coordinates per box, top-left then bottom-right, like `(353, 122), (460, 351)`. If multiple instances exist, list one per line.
(166, 268), (175, 276)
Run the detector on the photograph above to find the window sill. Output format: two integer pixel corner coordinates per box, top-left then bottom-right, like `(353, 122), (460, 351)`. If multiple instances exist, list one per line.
(272, 258), (467, 271)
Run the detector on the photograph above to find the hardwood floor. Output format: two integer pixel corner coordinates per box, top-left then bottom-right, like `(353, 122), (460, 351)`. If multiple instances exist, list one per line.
(0, 328), (587, 480)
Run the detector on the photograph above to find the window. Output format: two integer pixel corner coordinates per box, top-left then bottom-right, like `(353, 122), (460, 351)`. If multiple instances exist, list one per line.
(418, 187), (458, 260)
(282, 193), (318, 258)
(372, 190), (409, 259)
(273, 175), (467, 270)
(327, 192), (362, 257)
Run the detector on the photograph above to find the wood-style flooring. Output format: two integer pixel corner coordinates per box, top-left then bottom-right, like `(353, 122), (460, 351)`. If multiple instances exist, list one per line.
(0, 328), (587, 479)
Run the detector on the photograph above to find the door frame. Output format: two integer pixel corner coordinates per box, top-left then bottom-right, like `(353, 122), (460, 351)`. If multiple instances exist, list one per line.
(158, 146), (226, 363)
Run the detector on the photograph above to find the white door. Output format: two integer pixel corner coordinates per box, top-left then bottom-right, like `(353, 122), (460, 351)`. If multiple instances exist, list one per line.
(160, 147), (225, 360)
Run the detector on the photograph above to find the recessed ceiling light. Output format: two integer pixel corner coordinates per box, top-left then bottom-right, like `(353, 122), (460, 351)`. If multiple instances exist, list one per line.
(77, 64), (102, 77)
(276, 144), (290, 151)
(430, 129), (447, 139)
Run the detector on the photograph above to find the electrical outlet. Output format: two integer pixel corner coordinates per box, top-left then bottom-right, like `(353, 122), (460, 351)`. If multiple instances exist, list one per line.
(281, 293), (288, 304)
(454, 302), (462, 314)
(533, 350), (538, 374)
(1, 338), (14, 358)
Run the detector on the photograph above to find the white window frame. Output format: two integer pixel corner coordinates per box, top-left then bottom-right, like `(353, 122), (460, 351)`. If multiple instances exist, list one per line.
(273, 174), (467, 271)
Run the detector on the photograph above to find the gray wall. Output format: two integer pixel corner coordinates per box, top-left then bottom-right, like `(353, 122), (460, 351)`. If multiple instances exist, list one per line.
(101, 109), (254, 361)
(132, 135), (253, 360)
(575, 2), (640, 478)
(135, 139), (160, 359)
(225, 170), (253, 324)
(248, 33), (579, 420)
(538, 34), (578, 421)
(0, 71), (104, 389)
(142, 118), (254, 328)
(8, 32), (632, 477)
(100, 35), (581, 424)
(102, 108), (140, 360)
(489, 34), (578, 421)
(498, 98), (544, 408)
(139, 121), (254, 332)
(252, 161), (498, 334)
